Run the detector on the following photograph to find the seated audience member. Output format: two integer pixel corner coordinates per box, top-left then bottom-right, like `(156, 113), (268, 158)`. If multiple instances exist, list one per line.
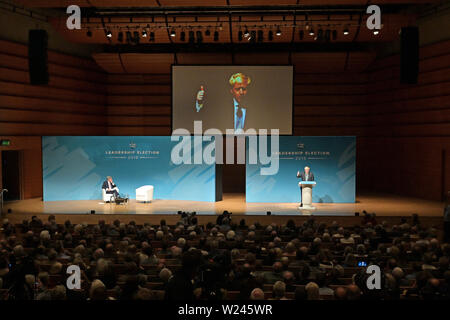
(305, 282), (320, 300)
(0, 213), (446, 301)
(272, 281), (288, 300)
(334, 287), (347, 300)
(89, 280), (107, 301)
(250, 288), (264, 300)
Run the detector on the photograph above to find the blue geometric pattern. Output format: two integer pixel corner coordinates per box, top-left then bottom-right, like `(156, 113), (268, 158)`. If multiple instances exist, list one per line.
(42, 136), (216, 201)
(246, 136), (356, 203)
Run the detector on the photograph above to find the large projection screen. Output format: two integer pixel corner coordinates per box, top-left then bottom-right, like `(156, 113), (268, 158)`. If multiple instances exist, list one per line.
(172, 65), (293, 134)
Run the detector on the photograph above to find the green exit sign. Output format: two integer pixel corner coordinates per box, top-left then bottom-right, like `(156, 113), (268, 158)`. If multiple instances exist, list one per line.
(1, 140), (11, 146)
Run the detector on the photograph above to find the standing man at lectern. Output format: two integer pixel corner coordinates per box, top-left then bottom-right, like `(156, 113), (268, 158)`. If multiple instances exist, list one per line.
(297, 166), (315, 207)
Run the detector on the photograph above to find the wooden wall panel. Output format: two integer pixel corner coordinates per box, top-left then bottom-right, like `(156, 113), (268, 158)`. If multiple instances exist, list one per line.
(0, 40), (107, 136)
(0, 136), (42, 199)
(0, 39), (107, 199)
(360, 39), (450, 200)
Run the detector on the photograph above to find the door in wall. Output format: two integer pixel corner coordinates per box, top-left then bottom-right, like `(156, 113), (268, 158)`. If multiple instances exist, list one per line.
(1, 150), (22, 201)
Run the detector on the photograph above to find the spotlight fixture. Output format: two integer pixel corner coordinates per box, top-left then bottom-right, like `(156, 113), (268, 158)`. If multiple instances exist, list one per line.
(309, 28), (314, 36)
(106, 30), (112, 38)
(126, 31), (132, 43)
(325, 29), (331, 41)
(170, 29), (176, 37)
(317, 28), (323, 41)
(118, 31), (123, 42)
(238, 30), (243, 41)
(87, 29), (92, 37)
(268, 30), (273, 41)
(142, 30), (147, 38)
(373, 29), (380, 35)
(180, 31), (186, 41)
(276, 27), (282, 36)
(343, 26), (349, 35)
(257, 29), (263, 42)
(196, 30), (203, 43)
(299, 30), (304, 40)
(332, 30), (337, 40)
(213, 30), (219, 41)
(149, 31), (155, 42)
(243, 27), (250, 37)
(133, 31), (140, 44)
(188, 30), (195, 43)
(246, 30), (252, 41)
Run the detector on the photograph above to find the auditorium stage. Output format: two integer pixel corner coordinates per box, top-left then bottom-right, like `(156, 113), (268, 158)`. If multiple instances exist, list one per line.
(2, 193), (444, 218)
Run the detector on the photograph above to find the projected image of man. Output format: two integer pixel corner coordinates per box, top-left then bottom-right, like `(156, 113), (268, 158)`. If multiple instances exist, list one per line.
(229, 72), (251, 133)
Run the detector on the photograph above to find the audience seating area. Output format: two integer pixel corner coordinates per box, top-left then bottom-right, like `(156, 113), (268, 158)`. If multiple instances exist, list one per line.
(0, 212), (448, 300)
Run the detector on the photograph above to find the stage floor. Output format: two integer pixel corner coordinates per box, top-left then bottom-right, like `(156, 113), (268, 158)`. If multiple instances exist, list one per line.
(3, 193), (444, 217)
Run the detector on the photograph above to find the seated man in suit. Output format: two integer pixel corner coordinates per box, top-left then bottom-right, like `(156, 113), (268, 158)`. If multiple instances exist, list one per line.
(297, 166), (315, 207)
(102, 176), (119, 200)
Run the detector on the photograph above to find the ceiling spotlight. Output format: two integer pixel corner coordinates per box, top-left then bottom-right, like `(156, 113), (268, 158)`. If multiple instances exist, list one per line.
(214, 30), (219, 41)
(133, 31), (140, 44)
(309, 29), (314, 36)
(373, 29), (380, 35)
(126, 31), (132, 43)
(142, 30), (147, 38)
(250, 30), (256, 42)
(276, 27), (282, 36)
(257, 29), (263, 42)
(196, 30), (203, 43)
(180, 31), (186, 41)
(268, 30), (273, 41)
(343, 26), (349, 35)
(244, 27), (250, 37)
(317, 28), (323, 41)
(332, 30), (337, 40)
(106, 30), (112, 38)
(87, 30), (92, 37)
(149, 32), (155, 42)
(170, 29), (176, 37)
(325, 29), (331, 41)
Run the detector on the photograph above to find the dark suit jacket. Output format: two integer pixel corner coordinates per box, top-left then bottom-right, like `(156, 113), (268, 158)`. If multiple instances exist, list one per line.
(297, 171), (315, 181)
(102, 180), (117, 190)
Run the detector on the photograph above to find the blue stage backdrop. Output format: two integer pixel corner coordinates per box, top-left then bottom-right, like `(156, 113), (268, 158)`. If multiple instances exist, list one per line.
(246, 136), (356, 203)
(42, 136), (217, 201)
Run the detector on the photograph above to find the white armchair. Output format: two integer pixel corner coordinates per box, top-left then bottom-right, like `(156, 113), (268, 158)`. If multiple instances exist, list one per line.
(102, 188), (118, 203)
(136, 185), (154, 203)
